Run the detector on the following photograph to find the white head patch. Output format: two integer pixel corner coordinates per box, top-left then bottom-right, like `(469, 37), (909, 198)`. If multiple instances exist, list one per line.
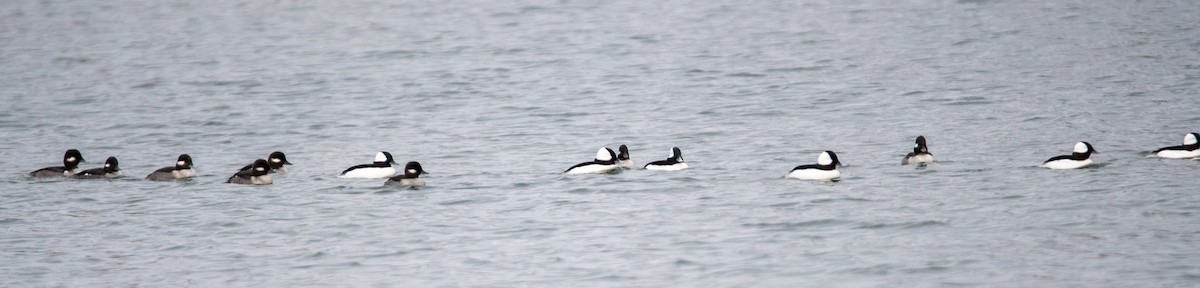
(255, 167), (266, 172)
(104, 163), (111, 168)
(595, 148), (613, 161)
(67, 157), (76, 162)
(1073, 142), (1088, 153)
(407, 169), (417, 174)
(271, 158), (282, 163)
(374, 152), (388, 162)
(817, 151), (833, 165)
(1185, 133), (1198, 145)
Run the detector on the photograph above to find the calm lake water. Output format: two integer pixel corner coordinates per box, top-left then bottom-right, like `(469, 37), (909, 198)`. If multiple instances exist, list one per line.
(3, 0), (1200, 287)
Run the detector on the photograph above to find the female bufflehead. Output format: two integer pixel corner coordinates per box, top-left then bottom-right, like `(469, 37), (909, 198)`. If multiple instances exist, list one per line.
(385, 161), (426, 188)
(75, 156), (121, 179)
(146, 154), (195, 181)
(564, 147), (621, 174)
(29, 149), (86, 177)
(644, 147), (688, 171)
(1153, 133), (1200, 159)
(616, 145), (635, 169)
(228, 159), (272, 185)
(787, 151), (842, 181)
(901, 135), (934, 165)
(1042, 141), (1098, 169)
(239, 151), (292, 173)
(339, 151), (399, 178)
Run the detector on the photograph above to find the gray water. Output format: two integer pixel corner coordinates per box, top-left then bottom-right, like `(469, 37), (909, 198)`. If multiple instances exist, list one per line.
(3, 0), (1200, 287)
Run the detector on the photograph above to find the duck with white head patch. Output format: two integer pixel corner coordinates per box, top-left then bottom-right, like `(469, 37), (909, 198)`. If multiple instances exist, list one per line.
(616, 145), (635, 169)
(386, 161), (426, 188)
(240, 151), (292, 173)
(901, 136), (935, 165)
(340, 151), (400, 178)
(564, 147), (621, 174)
(146, 154), (196, 181)
(29, 149), (86, 177)
(228, 159), (272, 185)
(1042, 141), (1098, 169)
(1153, 133), (1200, 159)
(74, 156), (121, 179)
(644, 147), (688, 171)
(787, 151), (842, 181)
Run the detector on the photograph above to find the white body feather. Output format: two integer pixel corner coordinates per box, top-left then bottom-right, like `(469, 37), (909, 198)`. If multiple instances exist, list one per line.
(1042, 158), (1092, 170)
(645, 162), (688, 171)
(787, 168), (840, 180)
(617, 160), (635, 169)
(1156, 149), (1200, 159)
(173, 169), (196, 178)
(902, 154), (934, 165)
(386, 178), (425, 187)
(339, 167), (397, 179)
(565, 164), (621, 174)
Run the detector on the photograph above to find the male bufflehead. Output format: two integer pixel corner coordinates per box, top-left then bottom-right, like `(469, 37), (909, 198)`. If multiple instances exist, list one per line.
(239, 151), (292, 173)
(146, 154), (196, 181)
(29, 149), (86, 177)
(616, 145), (635, 169)
(1153, 133), (1200, 159)
(901, 135), (935, 165)
(787, 151), (842, 181)
(385, 161), (426, 188)
(1042, 141), (1098, 169)
(75, 156), (121, 179)
(228, 159), (272, 185)
(644, 147), (688, 171)
(564, 147), (621, 174)
(339, 151), (399, 178)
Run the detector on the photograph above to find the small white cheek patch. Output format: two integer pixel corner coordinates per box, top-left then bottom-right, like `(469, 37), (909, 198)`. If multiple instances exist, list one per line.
(407, 169), (417, 174)
(256, 167), (265, 172)
(67, 157), (76, 162)
(105, 164), (111, 168)
(178, 161), (186, 166)
(271, 159), (281, 163)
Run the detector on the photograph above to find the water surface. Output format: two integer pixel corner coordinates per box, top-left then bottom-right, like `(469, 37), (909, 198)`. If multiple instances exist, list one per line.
(2, 0), (1200, 287)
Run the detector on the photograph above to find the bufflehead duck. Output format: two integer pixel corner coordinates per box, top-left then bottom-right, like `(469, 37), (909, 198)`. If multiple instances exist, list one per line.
(1042, 141), (1098, 169)
(564, 147), (621, 174)
(1153, 133), (1200, 159)
(644, 147), (688, 171)
(901, 136), (934, 165)
(75, 156), (121, 179)
(146, 154), (195, 181)
(228, 159), (272, 185)
(787, 151), (842, 181)
(385, 161), (426, 188)
(616, 145), (635, 169)
(29, 149), (86, 177)
(239, 151), (292, 173)
(339, 151), (399, 178)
